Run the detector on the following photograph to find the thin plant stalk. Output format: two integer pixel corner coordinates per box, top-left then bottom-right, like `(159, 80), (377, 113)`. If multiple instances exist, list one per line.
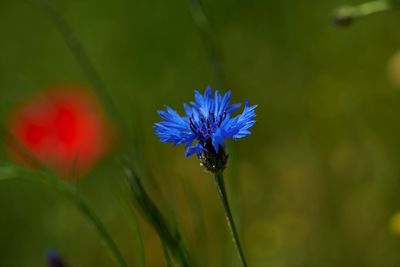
(117, 196), (146, 267)
(26, 1), (189, 263)
(213, 173), (248, 267)
(39, 175), (130, 267)
(23, 2), (146, 265)
(187, 0), (227, 87)
(41, 173), (129, 267)
(2, 128), (129, 267)
(161, 242), (174, 267)
(52, 181), (129, 267)
(124, 160), (191, 267)
(187, 2), (245, 265)
(28, 0), (123, 128)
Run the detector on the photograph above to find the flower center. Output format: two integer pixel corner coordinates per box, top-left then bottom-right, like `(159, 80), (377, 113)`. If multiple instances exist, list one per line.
(189, 111), (226, 145)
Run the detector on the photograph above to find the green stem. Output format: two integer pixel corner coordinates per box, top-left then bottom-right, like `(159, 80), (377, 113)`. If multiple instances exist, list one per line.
(71, 195), (129, 267)
(124, 161), (191, 267)
(161, 241), (174, 267)
(187, 0), (227, 87)
(213, 173), (248, 267)
(117, 196), (145, 267)
(28, 0), (122, 127)
(43, 175), (129, 267)
(1, 128), (129, 267)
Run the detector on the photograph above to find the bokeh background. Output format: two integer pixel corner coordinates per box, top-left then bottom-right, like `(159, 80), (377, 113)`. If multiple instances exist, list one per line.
(1, 0), (400, 266)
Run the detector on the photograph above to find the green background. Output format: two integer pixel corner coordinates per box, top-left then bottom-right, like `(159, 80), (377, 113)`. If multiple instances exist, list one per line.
(1, 0), (400, 266)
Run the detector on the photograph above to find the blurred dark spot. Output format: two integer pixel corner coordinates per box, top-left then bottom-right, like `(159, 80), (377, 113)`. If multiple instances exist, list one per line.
(46, 248), (69, 267)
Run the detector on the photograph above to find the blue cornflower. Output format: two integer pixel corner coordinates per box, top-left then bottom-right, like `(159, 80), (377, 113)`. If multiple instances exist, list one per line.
(154, 86), (257, 172)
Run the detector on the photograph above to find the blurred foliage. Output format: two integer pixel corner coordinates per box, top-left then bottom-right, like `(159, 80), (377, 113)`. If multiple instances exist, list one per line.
(2, 0), (400, 266)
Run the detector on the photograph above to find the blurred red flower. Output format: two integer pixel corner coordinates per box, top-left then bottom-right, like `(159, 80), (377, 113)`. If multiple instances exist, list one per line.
(7, 85), (112, 178)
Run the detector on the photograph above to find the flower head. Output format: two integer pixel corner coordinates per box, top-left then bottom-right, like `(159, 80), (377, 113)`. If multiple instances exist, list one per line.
(7, 85), (112, 178)
(154, 86), (257, 173)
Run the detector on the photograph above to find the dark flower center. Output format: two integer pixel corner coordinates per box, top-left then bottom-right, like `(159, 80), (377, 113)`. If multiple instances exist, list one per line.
(189, 111), (226, 144)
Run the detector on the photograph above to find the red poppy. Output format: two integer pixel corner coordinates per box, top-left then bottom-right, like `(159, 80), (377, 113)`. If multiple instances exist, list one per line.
(7, 85), (112, 178)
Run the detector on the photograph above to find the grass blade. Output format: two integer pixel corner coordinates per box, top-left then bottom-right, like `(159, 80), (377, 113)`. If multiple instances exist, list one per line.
(123, 158), (192, 267)
(117, 195), (146, 267)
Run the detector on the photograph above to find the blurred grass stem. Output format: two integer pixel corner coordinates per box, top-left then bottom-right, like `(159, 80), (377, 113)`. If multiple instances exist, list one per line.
(187, 0), (227, 87)
(1, 128), (129, 267)
(28, 0), (122, 127)
(118, 196), (145, 267)
(162, 242), (173, 267)
(124, 161), (191, 267)
(28, 1), (192, 264)
(214, 173), (248, 267)
(51, 180), (129, 267)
